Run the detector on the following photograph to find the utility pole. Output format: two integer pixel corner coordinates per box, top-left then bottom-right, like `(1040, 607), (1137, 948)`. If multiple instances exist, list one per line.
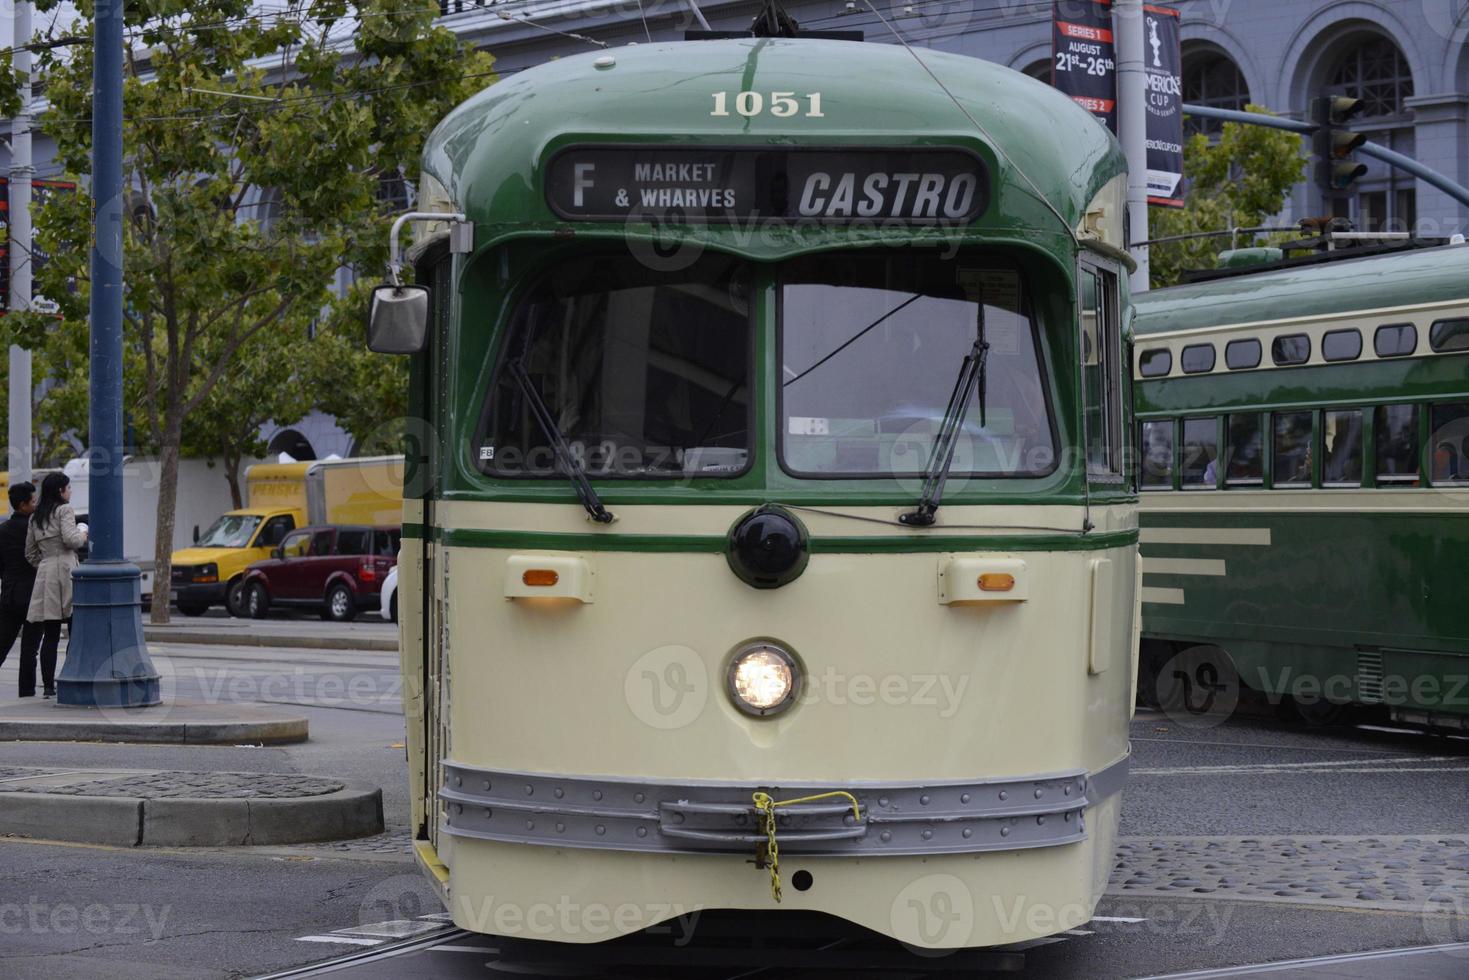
(1113, 0), (1150, 292)
(57, 0), (159, 708)
(8, 1), (34, 484)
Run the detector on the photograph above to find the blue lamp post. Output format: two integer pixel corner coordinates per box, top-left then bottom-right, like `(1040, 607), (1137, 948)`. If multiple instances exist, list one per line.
(55, 0), (159, 707)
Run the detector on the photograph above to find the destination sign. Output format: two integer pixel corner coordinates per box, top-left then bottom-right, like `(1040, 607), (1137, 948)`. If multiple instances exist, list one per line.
(545, 147), (989, 223)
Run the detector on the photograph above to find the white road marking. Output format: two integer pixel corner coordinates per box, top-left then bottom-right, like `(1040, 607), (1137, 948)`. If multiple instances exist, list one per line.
(1139, 755), (1461, 773)
(430, 944), (499, 953)
(1142, 558), (1227, 576)
(295, 935), (383, 946)
(1091, 916), (1149, 923)
(335, 919), (444, 939)
(1134, 940), (1469, 978)
(1141, 586), (1186, 605)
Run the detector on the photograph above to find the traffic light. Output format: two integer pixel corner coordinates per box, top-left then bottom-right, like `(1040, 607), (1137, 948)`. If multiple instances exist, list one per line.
(1313, 95), (1367, 192)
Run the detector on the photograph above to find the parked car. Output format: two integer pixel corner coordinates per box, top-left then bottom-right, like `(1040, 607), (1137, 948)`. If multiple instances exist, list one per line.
(379, 565), (398, 623)
(241, 525), (400, 622)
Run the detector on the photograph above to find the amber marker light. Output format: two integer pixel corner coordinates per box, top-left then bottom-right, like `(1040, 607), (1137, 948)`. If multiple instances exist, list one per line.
(978, 573), (1015, 592)
(521, 569), (560, 587)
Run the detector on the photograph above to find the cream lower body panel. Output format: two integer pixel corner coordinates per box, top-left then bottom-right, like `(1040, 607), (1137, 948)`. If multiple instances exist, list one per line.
(433, 793), (1121, 947)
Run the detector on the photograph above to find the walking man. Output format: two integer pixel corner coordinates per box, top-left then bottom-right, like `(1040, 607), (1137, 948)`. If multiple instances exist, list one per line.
(0, 481), (44, 694)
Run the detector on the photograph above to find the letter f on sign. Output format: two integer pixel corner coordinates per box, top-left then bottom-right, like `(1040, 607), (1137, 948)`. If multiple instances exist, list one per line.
(574, 163), (596, 207)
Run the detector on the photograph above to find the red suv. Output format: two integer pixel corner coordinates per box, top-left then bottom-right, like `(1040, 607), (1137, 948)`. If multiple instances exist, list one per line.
(242, 525), (400, 622)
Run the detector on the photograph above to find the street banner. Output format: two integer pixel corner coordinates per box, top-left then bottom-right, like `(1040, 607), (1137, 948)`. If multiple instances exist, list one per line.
(1143, 4), (1184, 207)
(1052, 1), (1185, 208)
(1052, 1), (1117, 132)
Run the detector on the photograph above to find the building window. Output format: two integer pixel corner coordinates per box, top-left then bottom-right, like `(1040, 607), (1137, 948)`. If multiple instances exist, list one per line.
(1329, 37), (1413, 118)
(1022, 59), (1051, 84)
(1326, 37), (1416, 233)
(1183, 52), (1249, 137)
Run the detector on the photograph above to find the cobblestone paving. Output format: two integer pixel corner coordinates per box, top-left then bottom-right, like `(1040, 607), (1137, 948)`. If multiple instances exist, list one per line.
(12, 771), (345, 799)
(0, 766), (57, 781)
(1113, 836), (1469, 910)
(299, 828), (415, 855)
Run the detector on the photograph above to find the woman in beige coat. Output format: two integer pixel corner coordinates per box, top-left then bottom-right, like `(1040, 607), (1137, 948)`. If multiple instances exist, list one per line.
(25, 472), (88, 698)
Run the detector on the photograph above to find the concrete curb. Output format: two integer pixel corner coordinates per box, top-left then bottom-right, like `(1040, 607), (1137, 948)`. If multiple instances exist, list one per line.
(0, 782), (383, 847)
(143, 628), (397, 652)
(0, 713), (307, 745)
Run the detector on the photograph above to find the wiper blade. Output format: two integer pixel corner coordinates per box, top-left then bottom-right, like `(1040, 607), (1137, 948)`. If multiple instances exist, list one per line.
(900, 303), (990, 527)
(507, 359), (615, 525)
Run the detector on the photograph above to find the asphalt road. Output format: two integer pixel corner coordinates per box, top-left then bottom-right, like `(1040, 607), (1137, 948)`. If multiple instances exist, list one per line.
(0, 633), (1466, 979)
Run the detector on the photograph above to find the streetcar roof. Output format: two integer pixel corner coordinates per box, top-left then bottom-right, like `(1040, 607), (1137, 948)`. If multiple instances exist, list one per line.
(420, 38), (1124, 255)
(1133, 242), (1469, 335)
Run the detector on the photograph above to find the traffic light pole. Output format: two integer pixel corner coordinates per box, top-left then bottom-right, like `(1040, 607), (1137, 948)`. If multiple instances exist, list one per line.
(56, 0), (160, 708)
(1182, 104), (1469, 210)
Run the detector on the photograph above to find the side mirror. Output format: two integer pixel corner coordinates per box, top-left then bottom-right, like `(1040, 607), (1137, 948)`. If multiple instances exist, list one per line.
(193, 525), (200, 544)
(367, 283), (430, 354)
(272, 547), (284, 560)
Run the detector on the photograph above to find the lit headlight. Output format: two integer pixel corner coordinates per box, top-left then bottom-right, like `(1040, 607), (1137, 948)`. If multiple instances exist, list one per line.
(727, 642), (801, 717)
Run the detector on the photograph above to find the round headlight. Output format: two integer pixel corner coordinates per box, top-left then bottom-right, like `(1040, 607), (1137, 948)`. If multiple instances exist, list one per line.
(727, 642), (801, 717)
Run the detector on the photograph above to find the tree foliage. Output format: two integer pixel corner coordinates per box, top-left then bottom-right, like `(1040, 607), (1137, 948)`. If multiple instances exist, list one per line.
(1149, 107), (1306, 288)
(0, 1), (493, 620)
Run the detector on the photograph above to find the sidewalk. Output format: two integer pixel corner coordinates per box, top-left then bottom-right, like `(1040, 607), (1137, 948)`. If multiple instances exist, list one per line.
(0, 765), (382, 846)
(144, 616), (398, 652)
(0, 697), (308, 744)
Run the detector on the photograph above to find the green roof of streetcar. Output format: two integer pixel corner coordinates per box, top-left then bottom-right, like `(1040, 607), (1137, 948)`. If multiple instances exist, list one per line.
(421, 38), (1124, 257)
(1134, 243), (1469, 335)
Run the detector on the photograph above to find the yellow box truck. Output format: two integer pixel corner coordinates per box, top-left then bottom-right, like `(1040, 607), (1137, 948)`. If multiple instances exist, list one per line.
(169, 455), (403, 616)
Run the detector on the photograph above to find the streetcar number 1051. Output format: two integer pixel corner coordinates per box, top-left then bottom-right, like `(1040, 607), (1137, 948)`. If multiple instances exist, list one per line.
(711, 91), (825, 118)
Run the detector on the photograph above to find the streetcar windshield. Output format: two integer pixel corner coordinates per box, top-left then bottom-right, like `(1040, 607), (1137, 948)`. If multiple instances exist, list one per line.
(780, 252), (1055, 478)
(476, 253), (752, 478)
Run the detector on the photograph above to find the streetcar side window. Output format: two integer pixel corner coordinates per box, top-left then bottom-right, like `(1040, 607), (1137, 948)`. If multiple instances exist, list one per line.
(1180, 417), (1218, 489)
(1374, 323), (1417, 357)
(1180, 344), (1216, 374)
(1140, 420), (1173, 489)
(1138, 348), (1171, 377)
(1322, 329), (1363, 362)
(1374, 404), (1419, 484)
(1430, 403), (1469, 483)
(780, 252), (1057, 478)
(1272, 334), (1311, 366)
(475, 253), (753, 479)
(1273, 412), (1314, 487)
(1429, 318), (1469, 353)
(1079, 264), (1123, 478)
(1323, 410), (1364, 487)
(1225, 339), (1261, 370)
(1225, 413), (1264, 486)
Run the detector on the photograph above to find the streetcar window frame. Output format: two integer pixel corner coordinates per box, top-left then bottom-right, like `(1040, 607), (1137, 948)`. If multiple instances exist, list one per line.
(1180, 343), (1216, 375)
(1429, 318), (1469, 353)
(1321, 329), (1363, 363)
(470, 251), (759, 482)
(1139, 418), (1174, 490)
(1373, 403), (1420, 485)
(1430, 402), (1469, 485)
(1079, 258), (1126, 482)
(1322, 408), (1364, 487)
(1271, 334), (1311, 366)
(1271, 410), (1315, 488)
(1373, 323), (1417, 358)
(1179, 416), (1219, 490)
(1225, 412), (1265, 486)
(774, 249), (1061, 482)
(1225, 338), (1262, 370)
(1138, 348), (1172, 378)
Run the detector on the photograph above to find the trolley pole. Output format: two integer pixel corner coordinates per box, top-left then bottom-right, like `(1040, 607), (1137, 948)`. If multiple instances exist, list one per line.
(8, 0), (34, 484)
(1113, 0), (1150, 292)
(56, 0), (159, 707)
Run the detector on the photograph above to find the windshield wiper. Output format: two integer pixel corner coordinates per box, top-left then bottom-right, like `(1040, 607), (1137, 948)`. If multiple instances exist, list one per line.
(899, 303), (990, 527)
(507, 359), (615, 525)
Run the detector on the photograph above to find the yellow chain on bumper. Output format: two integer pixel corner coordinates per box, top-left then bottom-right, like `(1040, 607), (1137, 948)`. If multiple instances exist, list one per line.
(751, 790), (862, 903)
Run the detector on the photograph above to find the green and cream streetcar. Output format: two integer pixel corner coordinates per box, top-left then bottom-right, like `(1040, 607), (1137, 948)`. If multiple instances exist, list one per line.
(1134, 242), (1469, 729)
(369, 37), (1139, 949)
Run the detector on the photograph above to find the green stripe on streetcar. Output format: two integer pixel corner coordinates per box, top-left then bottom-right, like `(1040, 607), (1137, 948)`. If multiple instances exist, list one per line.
(435, 527), (1136, 554)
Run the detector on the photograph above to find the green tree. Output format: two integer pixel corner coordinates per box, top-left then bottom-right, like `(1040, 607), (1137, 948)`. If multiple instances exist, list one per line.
(299, 281), (411, 456)
(1149, 107), (1306, 288)
(2, 1), (493, 622)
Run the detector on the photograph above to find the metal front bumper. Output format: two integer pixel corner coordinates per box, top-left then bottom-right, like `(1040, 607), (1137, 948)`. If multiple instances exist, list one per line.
(439, 755), (1128, 857)
(170, 581), (227, 605)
